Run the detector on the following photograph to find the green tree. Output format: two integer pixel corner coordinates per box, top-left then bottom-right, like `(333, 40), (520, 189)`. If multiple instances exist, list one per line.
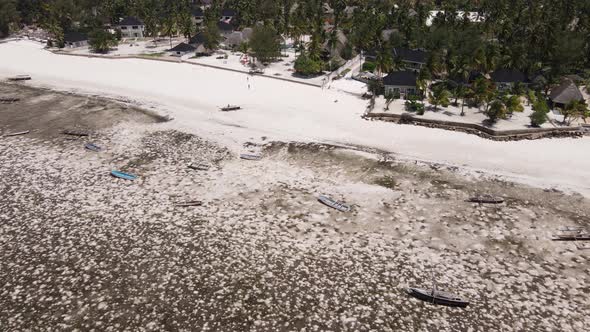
(294, 52), (322, 76)
(416, 68), (431, 98)
(375, 45), (393, 79)
(504, 95), (524, 115)
(459, 85), (473, 116)
(530, 99), (550, 127)
(405, 95), (426, 115)
(473, 77), (496, 111)
(88, 28), (117, 53)
(0, 0), (19, 37)
(250, 25), (281, 63)
(202, 20), (221, 51)
(385, 90), (399, 110)
(486, 99), (507, 123)
(428, 84), (451, 111)
(560, 100), (589, 125)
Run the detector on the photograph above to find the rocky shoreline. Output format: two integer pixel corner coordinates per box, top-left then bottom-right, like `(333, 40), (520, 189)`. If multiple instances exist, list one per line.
(1, 84), (589, 331)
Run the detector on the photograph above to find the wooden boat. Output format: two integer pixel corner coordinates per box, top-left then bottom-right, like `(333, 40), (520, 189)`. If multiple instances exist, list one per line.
(3, 130), (30, 137)
(85, 143), (102, 152)
(220, 105), (241, 112)
(467, 194), (504, 204)
(0, 97), (19, 103)
(318, 195), (351, 212)
(110, 170), (137, 181)
(240, 154), (261, 161)
(406, 287), (469, 308)
(552, 227), (590, 241)
(174, 200), (203, 207)
(62, 130), (89, 137)
(188, 163), (210, 171)
(407, 272), (469, 308)
(8, 75), (31, 81)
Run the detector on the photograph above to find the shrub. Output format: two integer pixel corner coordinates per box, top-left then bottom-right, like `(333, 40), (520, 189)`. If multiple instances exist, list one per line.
(89, 29), (118, 53)
(250, 25), (281, 63)
(486, 99), (507, 122)
(529, 99), (550, 127)
(530, 109), (548, 127)
(405, 96), (425, 114)
(362, 61), (376, 72)
(341, 43), (354, 60)
(367, 79), (384, 95)
(294, 53), (323, 76)
(505, 95), (524, 114)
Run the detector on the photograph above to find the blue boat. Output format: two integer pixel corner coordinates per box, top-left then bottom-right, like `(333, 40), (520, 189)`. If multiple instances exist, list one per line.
(110, 170), (137, 181)
(85, 143), (102, 152)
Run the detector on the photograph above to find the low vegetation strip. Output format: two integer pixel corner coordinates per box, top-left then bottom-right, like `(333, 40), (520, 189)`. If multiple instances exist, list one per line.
(366, 112), (583, 141)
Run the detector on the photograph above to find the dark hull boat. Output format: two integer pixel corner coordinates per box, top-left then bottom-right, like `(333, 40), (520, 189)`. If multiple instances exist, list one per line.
(0, 97), (19, 103)
(220, 105), (241, 111)
(552, 234), (590, 241)
(318, 195), (351, 212)
(406, 287), (469, 308)
(552, 227), (590, 241)
(467, 195), (504, 204)
(8, 75), (31, 81)
(240, 154), (261, 161)
(188, 163), (210, 171)
(62, 130), (89, 137)
(85, 143), (102, 152)
(174, 200), (203, 207)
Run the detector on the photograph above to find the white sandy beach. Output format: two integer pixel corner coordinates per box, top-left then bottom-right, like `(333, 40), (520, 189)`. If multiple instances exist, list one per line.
(1, 40), (589, 194)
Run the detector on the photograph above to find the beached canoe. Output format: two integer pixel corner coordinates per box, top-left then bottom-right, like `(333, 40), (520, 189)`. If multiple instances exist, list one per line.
(188, 163), (210, 171)
(174, 200), (203, 207)
(318, 195), (351, 212)
(85, 143), (102, 152)
(110, 170), (137, 181)
(467, 195), (504, 204)
(406, 287), (469, 308)
(552, 227), (590, 241)
(0, 97), (19, 103)
(62, 130), (89, 137)
(220, 105), (241, 111)
(240, 154), (261, 161)
(3, 130), (30, 137)
(8, 75), (31, 81)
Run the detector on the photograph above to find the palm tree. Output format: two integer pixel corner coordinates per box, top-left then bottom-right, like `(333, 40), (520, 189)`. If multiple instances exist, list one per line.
(460, 86), (474, 116)
(417, 68), (431, 98)
(375, 46), (393, 79)
(561, 100), (589, 125)
(429, 84), (451, 111)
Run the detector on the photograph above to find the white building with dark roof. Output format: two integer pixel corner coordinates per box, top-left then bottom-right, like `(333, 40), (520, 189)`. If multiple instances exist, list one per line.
(118, 17), (145, 38)
(393, 47), (428, 72)
(490, 69), (528, 91)
(383, 70), (418, 96)
(168, 42), (196, 57)
(63, 31), (88, 48)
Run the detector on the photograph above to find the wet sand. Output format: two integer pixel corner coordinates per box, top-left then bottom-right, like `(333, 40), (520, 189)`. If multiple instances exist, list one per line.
(1, 84), (589, 331)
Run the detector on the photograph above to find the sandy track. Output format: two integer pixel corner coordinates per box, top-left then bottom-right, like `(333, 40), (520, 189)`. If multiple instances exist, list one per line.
(1, 40), (589, 196)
